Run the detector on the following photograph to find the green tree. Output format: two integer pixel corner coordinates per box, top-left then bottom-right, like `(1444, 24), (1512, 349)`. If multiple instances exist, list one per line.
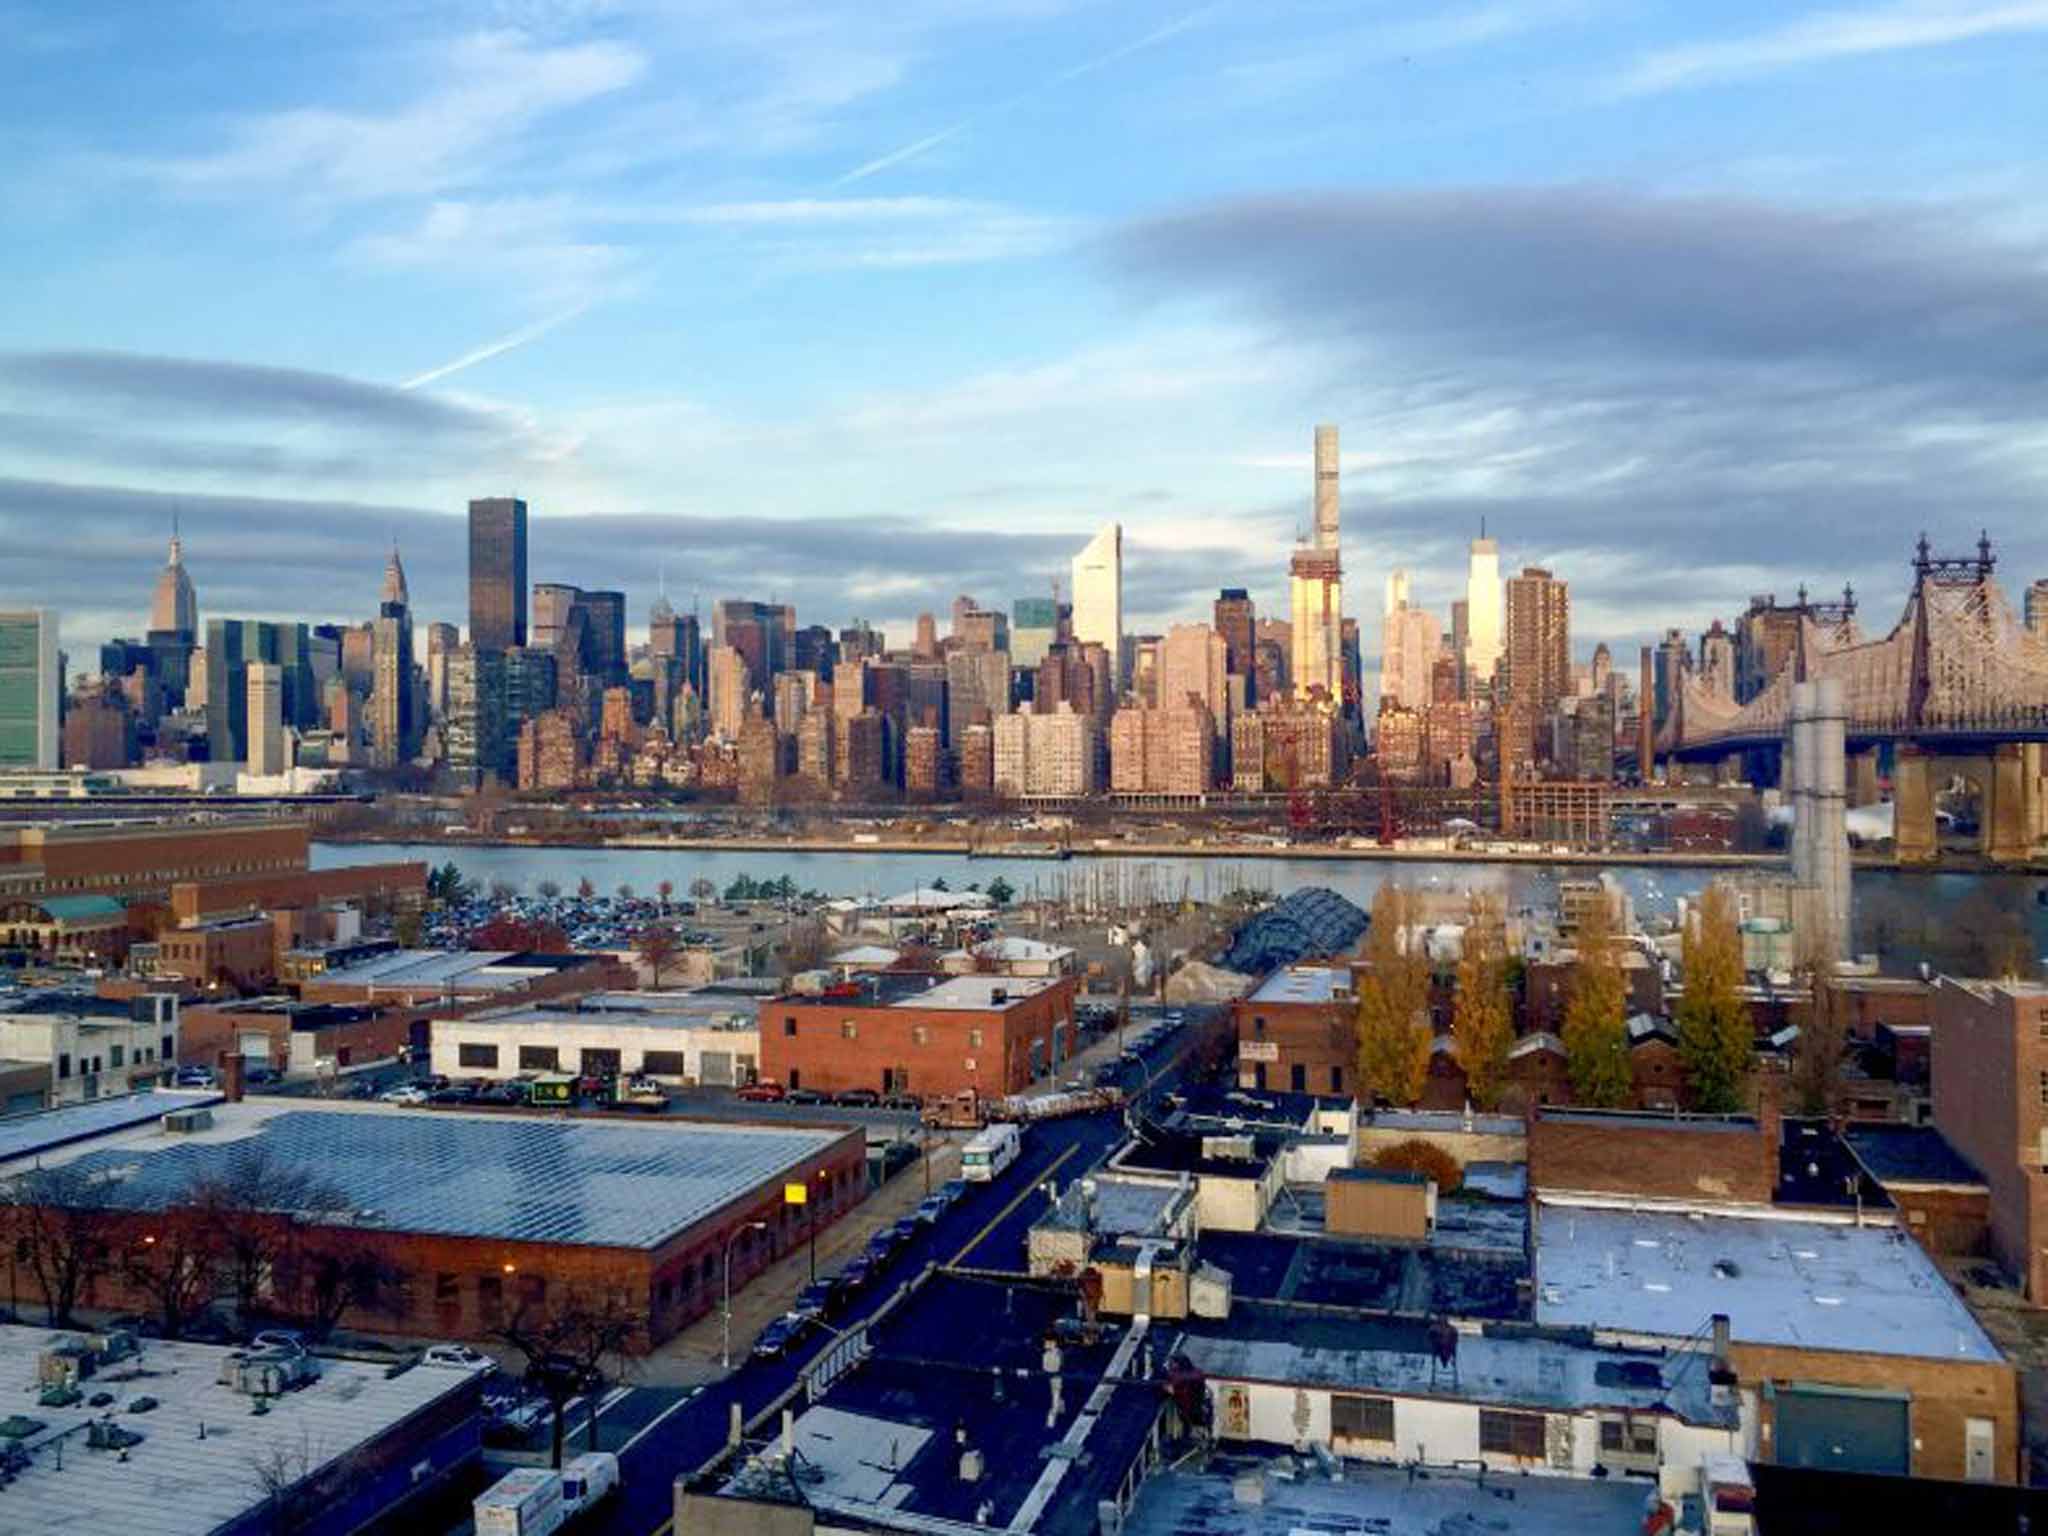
(1453, 892), (1514, 1110)
(1355, 885), (1432, 1106)
(1677, 883), (1752, 1111)
(985, 876), (1016, 908)
(1562, 894), (1631, 1106)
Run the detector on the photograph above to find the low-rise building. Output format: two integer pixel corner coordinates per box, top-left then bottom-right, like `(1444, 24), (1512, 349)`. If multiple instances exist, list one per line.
(0, 1322), (483, 1536)
(178, 996), (414, 1076)
(1233, 965), (1355, 1098)
(0, 989), (177, 1105)
(759, 970), (1078, 1099)
(433, 989), (761, 1086)
(0, 1097), (866, 1348)
(1528, 1105), (1779, 1205)
(1533, 1195), (2020, 1483)
(1930, 975), (2048, 1298)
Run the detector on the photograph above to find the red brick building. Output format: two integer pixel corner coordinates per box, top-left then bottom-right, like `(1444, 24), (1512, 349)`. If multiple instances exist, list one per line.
(1233, 966), (1355, 1098)
(167, 861), (426, 926)
(760, 971), (1078, 1099)
(1930, 976), (2048, 1298)
(0, 819), (309, 908)
(1528, 1104), (1779, 1205)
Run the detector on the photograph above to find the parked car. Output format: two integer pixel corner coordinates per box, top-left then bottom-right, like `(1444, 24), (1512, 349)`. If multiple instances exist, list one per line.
(792, 1278), (848, 1319)
(884, 1217), (921, 1248)
(173, 1067), (215, 1088)
(863, 1225), (908, 1263)
(250, 1329), (306, 1355)
(244, 1065), (281, 1086)
(913, 1194), (950, 1225)
(836, 1254), (878, 1291)
(881, 1093), (921, 1111)
(833, 1088), (881, 1108)
(750, 1312), (815, 1360)
(421, 1343), (494, 1371)
(379, 1085), (429, 1106)
(736, 1081), (786, 1103)
(939, 1179), (968, 1205)
(785, 1088), (826, 1106)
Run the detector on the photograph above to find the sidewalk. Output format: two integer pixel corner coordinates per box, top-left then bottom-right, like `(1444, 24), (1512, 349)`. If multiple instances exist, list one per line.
(631, 1136), (963, 1389)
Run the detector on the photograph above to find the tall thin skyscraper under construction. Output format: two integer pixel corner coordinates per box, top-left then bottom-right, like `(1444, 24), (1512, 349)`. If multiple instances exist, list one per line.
(1290, 424), (1345, 704)
(1464, 532), (1502, 692)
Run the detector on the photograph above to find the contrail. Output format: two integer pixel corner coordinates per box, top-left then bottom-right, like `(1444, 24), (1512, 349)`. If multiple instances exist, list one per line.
(398, 304), (589, 391)
(833, 4), (1220, 187)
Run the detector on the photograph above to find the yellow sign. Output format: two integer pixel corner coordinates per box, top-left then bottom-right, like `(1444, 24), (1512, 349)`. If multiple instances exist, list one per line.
(784, 1182), (809, 1206)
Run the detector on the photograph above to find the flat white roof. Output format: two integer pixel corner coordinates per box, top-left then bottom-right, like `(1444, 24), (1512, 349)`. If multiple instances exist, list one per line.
(1247, 966), (1348, 1005)
(1533, 1198), (2003, 1363)
(889, 974), (1060, 1011)
(320, 948), (546, 990)
(0, 1324), (472, 1535)
(974, 936), (1074, 962)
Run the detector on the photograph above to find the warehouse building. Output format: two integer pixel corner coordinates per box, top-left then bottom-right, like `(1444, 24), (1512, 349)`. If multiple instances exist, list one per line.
(1, 1099), (865, 1347)
(434, 989), (761, 1086)
(760, 970), (1078, 1099)
(1532, 1195), (2019, 1483)
(0, 1322), (481, 1536)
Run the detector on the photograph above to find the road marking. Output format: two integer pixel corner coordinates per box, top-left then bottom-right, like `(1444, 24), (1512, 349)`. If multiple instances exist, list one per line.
(947, 1141), (1080, 1268)
(619, 1387), (702, 1456)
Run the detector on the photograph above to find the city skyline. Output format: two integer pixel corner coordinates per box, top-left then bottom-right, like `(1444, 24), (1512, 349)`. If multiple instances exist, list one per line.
(7, 3), (2048, 648)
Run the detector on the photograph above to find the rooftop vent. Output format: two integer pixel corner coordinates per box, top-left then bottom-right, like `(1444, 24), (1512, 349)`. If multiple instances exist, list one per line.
(162, 1108), (213, 1135)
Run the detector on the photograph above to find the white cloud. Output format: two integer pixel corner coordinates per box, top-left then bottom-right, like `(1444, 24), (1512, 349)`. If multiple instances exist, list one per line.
(1622, 0), (2048, 95)
(151, 31), (646, 205)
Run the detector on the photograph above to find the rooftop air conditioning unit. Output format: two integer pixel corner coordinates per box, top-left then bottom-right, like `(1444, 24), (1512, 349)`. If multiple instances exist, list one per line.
(162, 1108), (214, 1134)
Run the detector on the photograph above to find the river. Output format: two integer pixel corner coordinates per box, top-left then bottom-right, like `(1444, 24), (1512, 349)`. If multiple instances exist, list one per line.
(311, 841), (2048, 975)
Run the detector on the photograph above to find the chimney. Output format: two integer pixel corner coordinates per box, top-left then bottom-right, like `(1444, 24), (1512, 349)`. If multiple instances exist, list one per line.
(219, 1052), (245, 1104)
(1708, 1312), (1738, 1408)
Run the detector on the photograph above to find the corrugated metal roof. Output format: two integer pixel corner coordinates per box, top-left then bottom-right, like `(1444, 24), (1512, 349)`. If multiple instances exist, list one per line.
(1220, 887), (1368, 976)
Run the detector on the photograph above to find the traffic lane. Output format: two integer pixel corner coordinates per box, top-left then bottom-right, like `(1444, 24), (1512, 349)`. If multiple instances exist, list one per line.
(585, 1113), (1130, 1536)
(945, 1115), (1128, 1271)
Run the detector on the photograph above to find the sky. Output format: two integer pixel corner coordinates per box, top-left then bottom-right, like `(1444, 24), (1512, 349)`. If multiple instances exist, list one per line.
(4, 0), (2048, 663)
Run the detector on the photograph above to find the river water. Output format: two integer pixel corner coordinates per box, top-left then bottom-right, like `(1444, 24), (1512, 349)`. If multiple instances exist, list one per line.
(312, 841), (2048, 975)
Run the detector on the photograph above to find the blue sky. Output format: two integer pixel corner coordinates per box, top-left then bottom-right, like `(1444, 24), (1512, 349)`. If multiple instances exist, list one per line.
(5, 0), (2048, 654)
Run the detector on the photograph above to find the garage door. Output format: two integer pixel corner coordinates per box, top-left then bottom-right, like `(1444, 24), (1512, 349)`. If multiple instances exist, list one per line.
(700, 1050), (734, 1086)
(238, 1032), (271, 1061)
(1774, 1385), (1909, 1476)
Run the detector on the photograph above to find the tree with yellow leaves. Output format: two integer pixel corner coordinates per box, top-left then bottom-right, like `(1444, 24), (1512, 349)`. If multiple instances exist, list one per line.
(1453, 891), (1515, 1110)
(1677, 882), (1752, 1112)
(1356, 884), (1434, 1106)
(1562, 891), (1631, 1107)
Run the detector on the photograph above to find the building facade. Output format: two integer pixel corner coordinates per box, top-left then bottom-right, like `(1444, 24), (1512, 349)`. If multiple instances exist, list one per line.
(467, 496), (529, 653)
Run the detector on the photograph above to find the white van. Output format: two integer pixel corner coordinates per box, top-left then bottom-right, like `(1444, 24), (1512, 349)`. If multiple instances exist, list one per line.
(560, 1452), (620, 1516)
(961, 1121), (1023, 1182)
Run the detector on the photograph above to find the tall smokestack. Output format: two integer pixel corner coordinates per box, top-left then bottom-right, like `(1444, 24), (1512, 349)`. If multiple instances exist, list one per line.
(1313, 424), (1340, 553)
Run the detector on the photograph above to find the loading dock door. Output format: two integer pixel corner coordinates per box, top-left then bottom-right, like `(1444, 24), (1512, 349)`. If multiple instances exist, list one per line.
(1774, 1386), (1910, 1476)
(699, 1050), (734, 1086)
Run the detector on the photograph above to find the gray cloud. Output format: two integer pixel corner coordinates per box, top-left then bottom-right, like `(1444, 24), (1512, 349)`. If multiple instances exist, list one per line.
(1109, 185), (2048, 641)
(0, 478), (1257, 653)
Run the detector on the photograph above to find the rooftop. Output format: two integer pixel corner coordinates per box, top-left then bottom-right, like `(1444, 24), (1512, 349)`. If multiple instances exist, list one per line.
(0, 990), (165, 1022)
(24, 1101), (846, 1251)
(1036, 1175), (1189, 1238)
(32, 894), (128, 922)
(1533, 1197), (2003, 1362)
(1219, 887), (1369, 976)
(888, 973), (1060, 1011)
(0, 1088), (223, 1166)
(1197, 1230), (1526, 1317)
(472, 989), (758, 1031)
(316, 948), (585, 992)
(1538, 1106), (1760, 1135)
(1176, 1303), (1736, 1427)
(1246, 966), (1349, 1006)
(1123, 1454), (1653, 1536)
(1844, 1123), (1986, 1187)
(1115, 1127), (1286, 1181)
(1361, 1106), (1526, 1139)
(1777, 1118), (1891, 1210)
(881, 886), (994, 911)
(0, 1323), (475, 1536)
(974, 935), (1074, 962)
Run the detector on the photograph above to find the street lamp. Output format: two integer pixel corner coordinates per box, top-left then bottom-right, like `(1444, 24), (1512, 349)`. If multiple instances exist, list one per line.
(721, 1220), (768, 1370)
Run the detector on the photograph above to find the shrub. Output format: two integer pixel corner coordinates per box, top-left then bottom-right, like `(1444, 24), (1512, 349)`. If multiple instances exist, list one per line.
(1368, 1138), (1463, 1194)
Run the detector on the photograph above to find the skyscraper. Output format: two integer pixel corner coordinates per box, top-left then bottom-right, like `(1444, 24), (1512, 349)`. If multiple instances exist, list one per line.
(1070, 525), (1122, 681)
(1463, 535), (1502, 692)
(371, 545), (416, 769)
(246, 662), (285, 777)
(1378, 570), (1440, 713)
(146, 527), (198, 702)
(1213, 589), (1256, 707)
(204, 619), (312, 763)
(1011, 597), (1058, 670)
(1502, 566), (1570, 714)
(580, 590), (627, 683)
(1289, 425), (1344, 703)
(0, 610), (60, 771)
(468, 496), (528, 653)
(2028, 579), (2048, 638)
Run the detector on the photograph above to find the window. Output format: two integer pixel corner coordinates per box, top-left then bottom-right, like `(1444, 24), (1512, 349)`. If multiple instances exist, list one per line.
(57, 1053), (69, 1080)
(459, 1042), (500, 1069)
(968, 1028), (984, 1049)
(109, 1045), (124, 1069)
(1290, 1063), (1306, 1093)
(642, 1050), (689, 1077)
(434, 1273), (459, 1301)
(2039, 1069), (2048, 1109)
(518, 1045), (560, 1072)
(1254, 1015), (1267, 1038)
(1479, 1410), (1547, 1459)
(518, 1273), (546, 1307)
(912, 1025), (930, 1046)
(784, 1018), (798, 1038)
(841, 1020), (858, 1040)
(1329, 1066), (1343, 1093)
(1330, 1394), (1395, 1443)
(1599, 1417), (1658, 1458)
(477, 1274), (503, 1322)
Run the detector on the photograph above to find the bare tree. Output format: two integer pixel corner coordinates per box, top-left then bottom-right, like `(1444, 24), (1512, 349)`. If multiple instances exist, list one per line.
(289, 1235), (411, 1341)
(1791, 929), (1850, 1117)
(537, 879), (562, 900)
(245, 1426), (324, 1535)
(635, 924), (679, 988)
(0, 1164), (119, 1326)
(688, 877), (717, 905)
(492, 1290), (645, 1468)
(777, 918), (830, 983)
(189, 1149), (351, 1336)
(122, 1203), (222, 1339)
(657, 878), (675, 911)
